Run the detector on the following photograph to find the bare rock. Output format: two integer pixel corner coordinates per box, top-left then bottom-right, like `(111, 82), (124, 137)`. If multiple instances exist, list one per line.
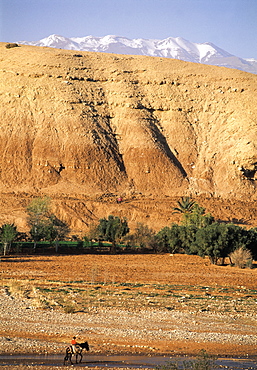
(0, 43), (257, 232)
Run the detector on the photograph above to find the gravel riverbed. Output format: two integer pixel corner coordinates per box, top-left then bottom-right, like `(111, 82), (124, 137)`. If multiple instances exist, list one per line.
(1, 253), (257, 369)
(1, 287), (257, 357)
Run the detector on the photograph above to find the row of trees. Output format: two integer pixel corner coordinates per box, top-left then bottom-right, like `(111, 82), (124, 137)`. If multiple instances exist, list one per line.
(156, 198), (257, 264)
(86, 197), (257, 264)
(0, 196), (256, 265)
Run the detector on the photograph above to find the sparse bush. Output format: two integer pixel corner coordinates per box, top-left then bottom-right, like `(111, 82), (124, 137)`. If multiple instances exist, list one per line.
(229, 246), (253, 268)
(35, 298), (51, 310)
(8, 280), (23, 296)
(157, 349), (217, 370)
(5, 43), (19, 49)
(64, 303), (76, 314)
(124, 222), (157, 252)
(7, 279), (31, 299)
(84, 223), (100, 247)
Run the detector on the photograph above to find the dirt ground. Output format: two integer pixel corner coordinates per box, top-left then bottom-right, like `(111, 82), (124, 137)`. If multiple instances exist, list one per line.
(0, 253), (257, 361)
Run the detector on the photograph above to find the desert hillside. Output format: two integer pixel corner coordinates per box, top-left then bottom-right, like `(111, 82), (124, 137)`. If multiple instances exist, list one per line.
(0, 43), (257, 233)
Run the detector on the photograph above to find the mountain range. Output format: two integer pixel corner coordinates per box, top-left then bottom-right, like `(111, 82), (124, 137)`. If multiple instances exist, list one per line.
(19, 34), (257, 74)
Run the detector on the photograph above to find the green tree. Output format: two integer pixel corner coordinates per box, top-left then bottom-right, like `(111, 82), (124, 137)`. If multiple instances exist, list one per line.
(244, 227), (257, 260)
(178, 224), (198, 254)
(0, 223), (17, 256)
(46, 215), (70, 252)
(193, 223), (242, 264)
(156, 226), (171, 253)
(192, 222), (225, 264)
(97, 215), (129, 254)
(156, 224), (183, 253)
(27, 197), (69, 251)
(27, 196), (51, 250)
(27, 196), (51, 220)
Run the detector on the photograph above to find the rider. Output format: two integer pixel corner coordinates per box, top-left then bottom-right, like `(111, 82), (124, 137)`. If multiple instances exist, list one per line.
(71, 336), (77, 353)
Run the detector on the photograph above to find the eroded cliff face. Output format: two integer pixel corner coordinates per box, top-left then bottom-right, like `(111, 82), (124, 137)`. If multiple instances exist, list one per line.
(0, 44), (257, 232)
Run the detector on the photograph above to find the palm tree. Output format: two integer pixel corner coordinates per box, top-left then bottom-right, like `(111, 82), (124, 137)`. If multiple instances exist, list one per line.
(173, 196), (195, 215)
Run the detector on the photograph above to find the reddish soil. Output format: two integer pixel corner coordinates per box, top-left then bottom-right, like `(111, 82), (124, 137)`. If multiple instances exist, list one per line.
(1, 253), (257, 357)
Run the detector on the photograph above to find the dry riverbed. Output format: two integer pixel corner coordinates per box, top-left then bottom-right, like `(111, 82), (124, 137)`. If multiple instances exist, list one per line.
(0, 254), (257, 368)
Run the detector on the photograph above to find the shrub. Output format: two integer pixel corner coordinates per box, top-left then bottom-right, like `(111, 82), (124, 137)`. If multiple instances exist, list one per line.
(64, 303), (76, 313)
(125, 222), (157, 252)
(157, 349), (217, 369)
(5, 43), (19, 49)
(229, 247), (253, 268)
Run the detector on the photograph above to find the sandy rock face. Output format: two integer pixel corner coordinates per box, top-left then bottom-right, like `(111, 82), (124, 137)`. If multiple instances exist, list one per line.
(1, 44), (257, 199)
(0, 43), (257, 233)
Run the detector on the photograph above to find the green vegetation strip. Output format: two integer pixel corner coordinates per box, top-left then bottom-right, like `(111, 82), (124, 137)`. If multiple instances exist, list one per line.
(2, 277), (256, 315)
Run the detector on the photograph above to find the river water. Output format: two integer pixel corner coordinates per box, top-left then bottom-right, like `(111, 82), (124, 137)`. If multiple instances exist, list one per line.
(0, 354), (257, 369)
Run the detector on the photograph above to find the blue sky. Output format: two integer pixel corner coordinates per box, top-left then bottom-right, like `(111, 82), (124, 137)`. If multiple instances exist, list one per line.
(0, 0), (256, 59)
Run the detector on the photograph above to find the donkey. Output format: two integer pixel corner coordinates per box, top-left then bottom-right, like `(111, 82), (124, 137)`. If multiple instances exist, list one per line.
(63, 341), (90, 365)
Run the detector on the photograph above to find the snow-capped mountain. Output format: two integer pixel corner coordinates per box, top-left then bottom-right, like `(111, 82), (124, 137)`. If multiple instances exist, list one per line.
(18, 34), (257, 74)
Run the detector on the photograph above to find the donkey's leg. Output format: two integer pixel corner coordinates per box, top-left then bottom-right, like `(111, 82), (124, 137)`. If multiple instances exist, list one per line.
(79, 353), (83, 363)
(63, 355), (67, 365)
(64, 348), (69, 365)
(64, 352), (73, 365)
(70, 353), (73, 365)
(75, 351), (82, 363)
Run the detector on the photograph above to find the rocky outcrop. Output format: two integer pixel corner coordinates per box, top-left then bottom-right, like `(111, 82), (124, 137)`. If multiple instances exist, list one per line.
(0, 44), (257, 232)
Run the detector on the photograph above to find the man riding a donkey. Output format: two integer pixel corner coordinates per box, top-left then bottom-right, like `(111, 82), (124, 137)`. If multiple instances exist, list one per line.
(64, 336), (90, 365)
